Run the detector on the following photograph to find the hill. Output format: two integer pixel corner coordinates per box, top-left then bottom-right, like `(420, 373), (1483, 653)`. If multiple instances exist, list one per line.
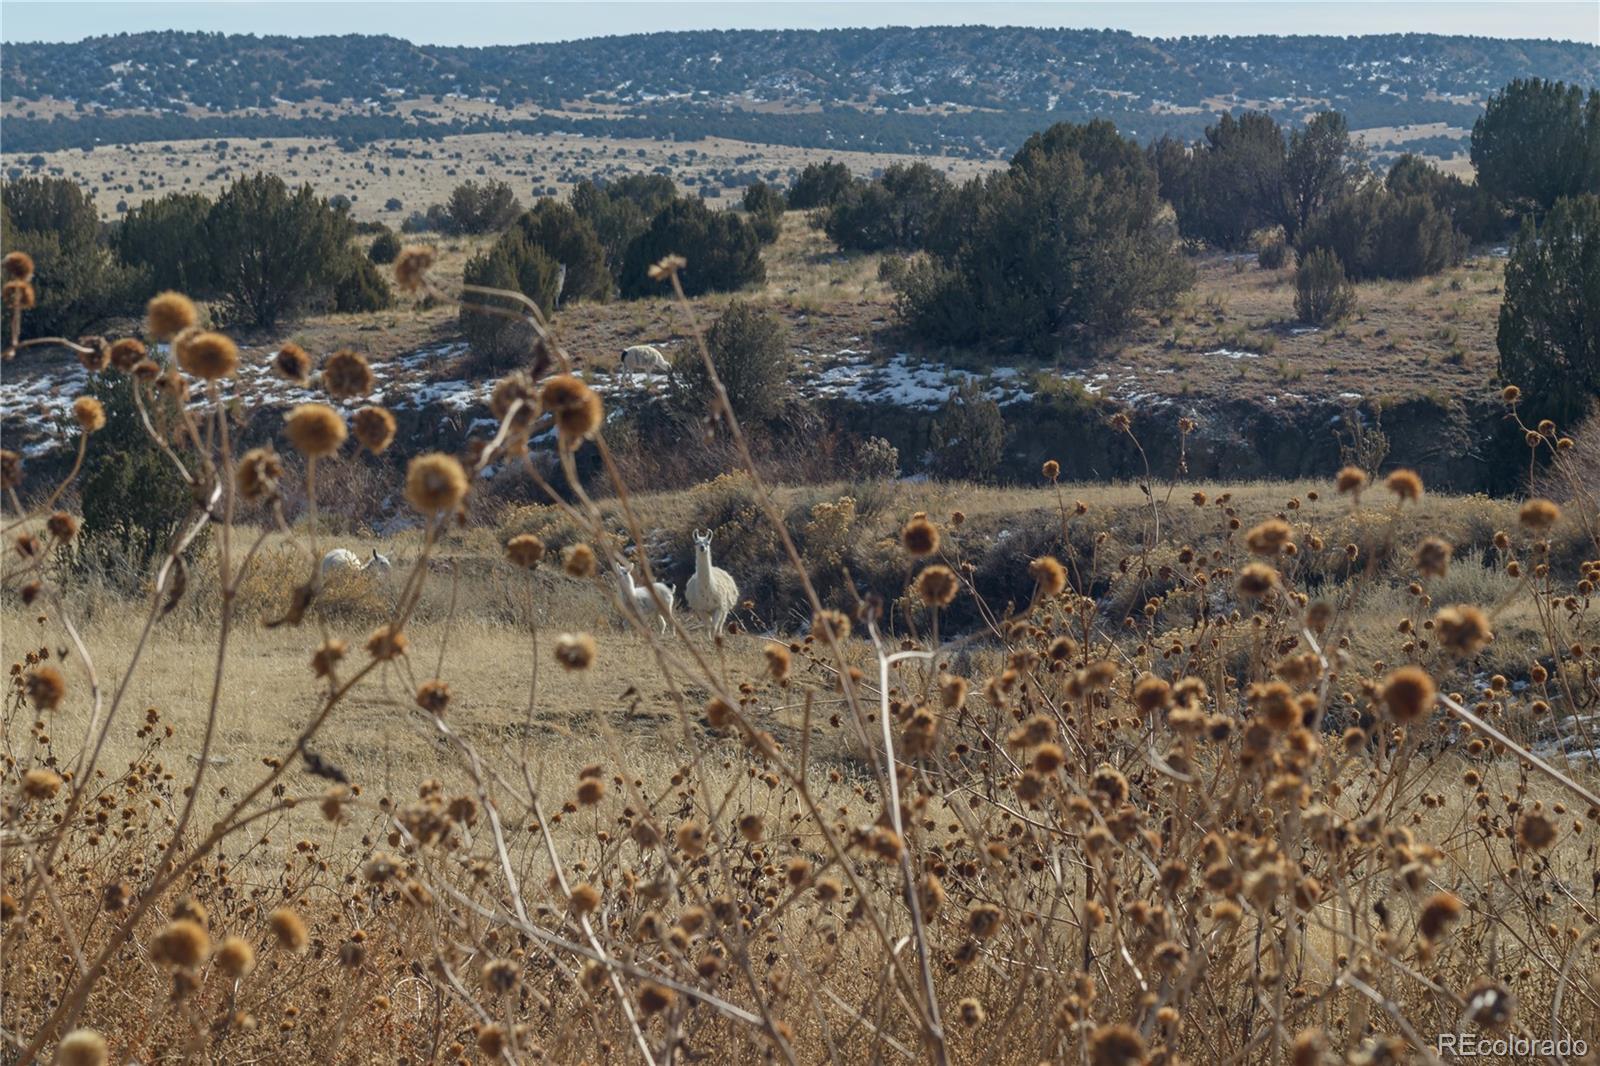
(3, 28), (1596, 156)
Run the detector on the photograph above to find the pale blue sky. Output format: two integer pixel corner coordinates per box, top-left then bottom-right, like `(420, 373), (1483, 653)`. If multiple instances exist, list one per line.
(1, 1), (1595, 46)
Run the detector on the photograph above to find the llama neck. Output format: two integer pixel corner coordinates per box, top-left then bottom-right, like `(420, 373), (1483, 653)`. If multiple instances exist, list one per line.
(617, 569), (637, 596)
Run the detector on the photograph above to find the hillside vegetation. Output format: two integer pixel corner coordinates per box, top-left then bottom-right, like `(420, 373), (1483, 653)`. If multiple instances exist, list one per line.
(4, 29), (1597, 156)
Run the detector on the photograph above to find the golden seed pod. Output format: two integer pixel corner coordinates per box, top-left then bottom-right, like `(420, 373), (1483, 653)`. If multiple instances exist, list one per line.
(323, 349), (375, 400)
(1335, 465), (1366, 494)
(146, 291), (198, 341)
(352, 406), (397, 454)
(1384, 468), (1423, 502)
(915, 564), (959, 607)
(569, 882), (601, 913)
(554, 632), (596, 671)
(215, 935), (256, 978)
(176, 331), (239, 380)
(72, 396), (106, 434)
(365, 624), (408, 661)
(109, 338), (147, 372)
(273, 342), (313, 383)
(267, 907), (309, 952)
(151, 919), (211, 968)
(1518, 498), (1561, 532)
(540, 374), (603, 445)
(414, 679), (450, 715)
(25, 666), (66, 710)
(1434, 604), (1493, 657)
(394, 245), (436, 293)
(900, 516), (939, 557)
(1379, 666), (1436, 723)
(562, 543), (597, 577)
(76, 335), (112, 372)
(1029, 556), (1067, 596)
(1418, 891), (1463, 941)
(638, 981), (676, 1013)
(21, 768), (62, 799)
(2, 250), (35, 283)
(284, 403), (348, 458)
(236, 447), (284, 503)
(505, 533), (546, 569)
(405, 453), (469, 515)
(57, 1029), (108, 1066)
(810, 609), (851, 642)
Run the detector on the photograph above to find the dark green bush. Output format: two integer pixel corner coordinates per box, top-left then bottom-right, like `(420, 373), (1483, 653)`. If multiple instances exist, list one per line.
(620, 199), (765, 298)
(507, 200), (609, 303)
(787, 160), (853, 210)
(1497, 194), (1600, 426)
(1299, 184), (1463, 281)
(822, 162), (951, 252)
(572, 176), (674, 277)
(742, 181), (785, 244)
(1150, 112), (1285, 251)
(460, 229), (561, 368)
(671, 301), (804, 431)
(1472, 79), (1600, 215)
(114, 192), (213, 295)
(444, 179), (522, 234)
(1256, 235), (1291, 269)
(77, 370), (203, 578)
(204, 173), (356, 327)
(1, 177), (145, 337)
(894, 120), (1191, 352)
(1294, 248), (1356, 325)
(333, 253), (393, 313)
(368, 228), (401, 264)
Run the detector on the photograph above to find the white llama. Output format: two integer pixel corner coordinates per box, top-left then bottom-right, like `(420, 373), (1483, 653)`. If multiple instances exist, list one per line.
(685, 529), (739, 636)
(321, 547), (393, 577)
(614, 561), (675, 634)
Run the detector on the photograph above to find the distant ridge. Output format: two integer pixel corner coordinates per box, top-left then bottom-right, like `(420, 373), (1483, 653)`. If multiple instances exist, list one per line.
(3, 28), (1596, 155)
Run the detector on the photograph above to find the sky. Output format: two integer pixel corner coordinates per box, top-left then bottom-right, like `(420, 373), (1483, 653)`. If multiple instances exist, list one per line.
(1, 1), (1595, 46)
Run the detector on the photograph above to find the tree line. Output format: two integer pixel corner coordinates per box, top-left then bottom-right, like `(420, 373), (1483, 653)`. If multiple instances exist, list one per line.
(2, 172), (391, 336)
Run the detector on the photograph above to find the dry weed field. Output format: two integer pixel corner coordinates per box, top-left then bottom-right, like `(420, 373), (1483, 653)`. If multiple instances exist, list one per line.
(2, 243), (1598, 1066)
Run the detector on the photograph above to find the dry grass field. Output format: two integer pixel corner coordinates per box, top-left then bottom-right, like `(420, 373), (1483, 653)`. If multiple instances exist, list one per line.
(8, 131), (1001, 224)
(3, 231), (1598, 1066)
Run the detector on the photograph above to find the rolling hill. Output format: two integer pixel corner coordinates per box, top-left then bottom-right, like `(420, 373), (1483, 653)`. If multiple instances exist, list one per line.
(3, 27), (1596, 156)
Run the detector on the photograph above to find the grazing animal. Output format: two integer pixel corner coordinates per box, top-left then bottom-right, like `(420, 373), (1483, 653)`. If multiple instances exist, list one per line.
(321, 547), (393, 577)
(685, 529), (739, 636)
(621, 344), (672, 374)
(614, 562), (675, 634)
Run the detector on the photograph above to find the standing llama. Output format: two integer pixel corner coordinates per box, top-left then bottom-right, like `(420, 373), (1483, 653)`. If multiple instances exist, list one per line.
(685, 529), (739, 637)
(614, 561), (675, 634)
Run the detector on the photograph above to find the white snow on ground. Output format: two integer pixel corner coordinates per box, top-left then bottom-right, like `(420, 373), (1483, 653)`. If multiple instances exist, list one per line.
(4, 333), (1318, 460)
(809, 352), (1029, 409)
